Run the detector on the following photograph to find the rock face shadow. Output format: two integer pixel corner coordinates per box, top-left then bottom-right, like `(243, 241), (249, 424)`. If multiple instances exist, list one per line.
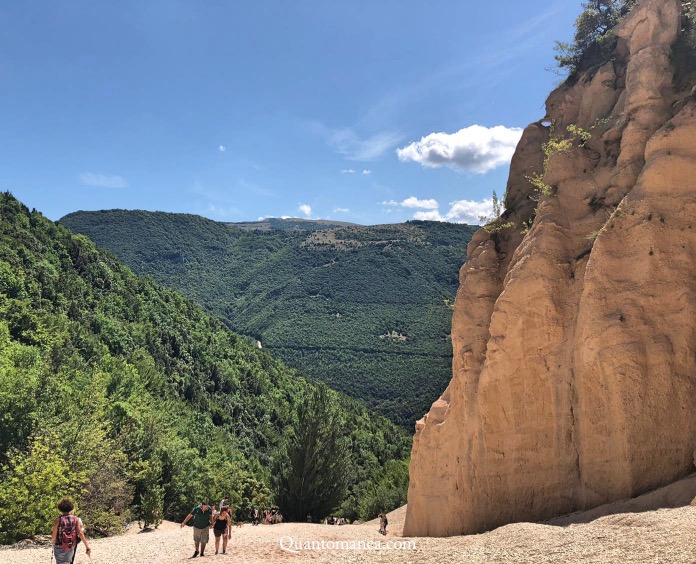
(545, 473), (696, 527)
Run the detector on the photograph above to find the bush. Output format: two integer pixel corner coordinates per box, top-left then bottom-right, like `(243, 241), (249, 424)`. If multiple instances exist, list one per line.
(0, 435), (83, 543)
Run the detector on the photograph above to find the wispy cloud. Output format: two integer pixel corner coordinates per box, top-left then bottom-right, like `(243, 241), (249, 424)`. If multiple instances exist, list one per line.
(362, 169), (372, 175)
(380, 200), (399, 207)
(312, 122), (402, 161)
(218, 145), (226, 152)
(333, 207), (350, 213)
(507, 3), (564, 42)
(341, 169), (356, 174)
(207, 203), (239, 217)
(238, 178), (275, 198)
(397, 125), (523, 173)
(79, 172), (128, 189)
(332, 129), (402, 161)
(298, 204), (312, 218)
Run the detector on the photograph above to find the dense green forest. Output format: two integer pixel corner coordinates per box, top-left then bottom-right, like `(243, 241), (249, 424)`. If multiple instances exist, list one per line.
(60, 211), (478, 427)
(0, 193), (410, 543)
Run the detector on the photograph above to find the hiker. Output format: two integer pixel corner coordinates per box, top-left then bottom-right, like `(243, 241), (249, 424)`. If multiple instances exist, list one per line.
(181, 500), (213, 558)
(213, 504), (232, 555)
(251, 508), (259, 525)
(378, 511), (388, 536)
(51, 498), (91, 564)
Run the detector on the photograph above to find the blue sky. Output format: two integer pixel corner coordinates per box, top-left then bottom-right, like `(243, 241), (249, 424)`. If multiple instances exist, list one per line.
(0, 1), (580, 225)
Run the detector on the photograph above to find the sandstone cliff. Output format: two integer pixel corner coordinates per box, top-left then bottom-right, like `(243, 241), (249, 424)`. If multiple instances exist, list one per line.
(405, 0), (696, 536)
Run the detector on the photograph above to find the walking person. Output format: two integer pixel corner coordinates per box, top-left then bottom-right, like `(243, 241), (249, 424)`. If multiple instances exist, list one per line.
(378, 511), (388, 536)
(213, 505), (232, 555)
(51, 498), (91, 564)
(181, 500), (213, 558)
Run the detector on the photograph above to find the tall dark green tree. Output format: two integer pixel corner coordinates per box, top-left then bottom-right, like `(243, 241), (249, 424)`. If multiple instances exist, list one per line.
(272, 385), (350, 521)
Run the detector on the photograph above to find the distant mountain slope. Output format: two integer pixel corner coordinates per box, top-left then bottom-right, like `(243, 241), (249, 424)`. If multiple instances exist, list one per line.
(0, 194), (410, 542)
(230, 217), (358, 231)
(60, 210), (478, 427)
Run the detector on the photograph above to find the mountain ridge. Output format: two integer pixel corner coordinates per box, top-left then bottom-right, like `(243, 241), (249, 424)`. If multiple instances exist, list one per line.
(60, 210), (478, 428)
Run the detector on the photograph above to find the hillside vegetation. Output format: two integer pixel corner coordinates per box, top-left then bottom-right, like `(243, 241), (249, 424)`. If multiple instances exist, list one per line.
(60, 211), (478, 427)
(0, 193), (410, 543)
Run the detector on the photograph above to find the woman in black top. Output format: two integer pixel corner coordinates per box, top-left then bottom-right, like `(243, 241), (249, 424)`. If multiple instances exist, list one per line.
(213, 505), (232, 555)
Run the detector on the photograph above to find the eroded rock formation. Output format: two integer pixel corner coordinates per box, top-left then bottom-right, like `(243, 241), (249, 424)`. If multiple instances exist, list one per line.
(405, 0), (696, 536)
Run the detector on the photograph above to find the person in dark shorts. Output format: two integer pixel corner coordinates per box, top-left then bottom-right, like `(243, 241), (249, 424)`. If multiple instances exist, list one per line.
(213, 505), (232, 555)
(181, 500), (213, 557)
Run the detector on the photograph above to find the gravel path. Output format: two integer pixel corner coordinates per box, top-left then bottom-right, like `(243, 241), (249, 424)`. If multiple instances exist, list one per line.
(2, 505), (694, 563)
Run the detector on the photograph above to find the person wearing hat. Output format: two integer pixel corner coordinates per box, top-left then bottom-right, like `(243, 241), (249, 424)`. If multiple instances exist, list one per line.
(181, 500), (213, 557)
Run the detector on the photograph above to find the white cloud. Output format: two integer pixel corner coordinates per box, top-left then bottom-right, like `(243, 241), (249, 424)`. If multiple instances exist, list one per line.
(412, 210), (444, 221)
(362, 169), (372, 175)
(298, 204), (312, 218)
(333, 207), (350, 213)
(258, 215), (292, 220)
(380, 194), (496, 224)
(446, 198), (496, 223)
(341, 169), (356, 174)
(412, 198), (495, 224)
(218, 145), (226, 152)
(79, 172), (128, 189)
(396, 125), (523, 173)
(401, 196), (439, 210)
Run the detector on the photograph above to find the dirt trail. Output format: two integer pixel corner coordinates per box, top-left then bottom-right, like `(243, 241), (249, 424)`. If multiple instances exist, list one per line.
(3, 476), (694, 563)
(1, 504), (694, 563)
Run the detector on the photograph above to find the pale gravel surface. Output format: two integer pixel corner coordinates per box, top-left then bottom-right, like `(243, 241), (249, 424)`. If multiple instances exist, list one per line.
(2, 505), (694, 564)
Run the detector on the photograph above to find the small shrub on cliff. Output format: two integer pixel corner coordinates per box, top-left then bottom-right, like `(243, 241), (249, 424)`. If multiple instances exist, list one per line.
(526, 123), (592, 200)
(479, 191), (516, 233)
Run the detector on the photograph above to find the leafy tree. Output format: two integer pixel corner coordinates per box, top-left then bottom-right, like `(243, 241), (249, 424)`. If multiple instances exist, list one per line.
(554, 0), (638, 74)
(133, 460), (164, 529)
(358, 459), (410, 521)
(272, 385), (350, 521)
(0, 435), (83, 543)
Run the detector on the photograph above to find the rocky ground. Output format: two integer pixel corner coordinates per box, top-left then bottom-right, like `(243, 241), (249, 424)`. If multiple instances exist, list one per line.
(2, 485), (695, 564)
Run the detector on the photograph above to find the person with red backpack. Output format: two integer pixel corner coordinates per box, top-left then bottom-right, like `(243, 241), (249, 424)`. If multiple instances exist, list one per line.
(51, 498), (91, 564)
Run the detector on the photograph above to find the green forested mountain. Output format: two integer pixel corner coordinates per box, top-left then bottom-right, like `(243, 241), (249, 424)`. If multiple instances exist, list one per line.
(0, 193), (410, 542)
(60, 211), (478, 428)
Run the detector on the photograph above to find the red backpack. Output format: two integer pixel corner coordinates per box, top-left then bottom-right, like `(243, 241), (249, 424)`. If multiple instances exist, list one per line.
(56, 515), (78, 550)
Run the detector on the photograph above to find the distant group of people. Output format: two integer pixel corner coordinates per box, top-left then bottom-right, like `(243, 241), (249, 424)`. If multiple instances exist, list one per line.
(326, 515), (347, 525)
(250, 506), (281, 525)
